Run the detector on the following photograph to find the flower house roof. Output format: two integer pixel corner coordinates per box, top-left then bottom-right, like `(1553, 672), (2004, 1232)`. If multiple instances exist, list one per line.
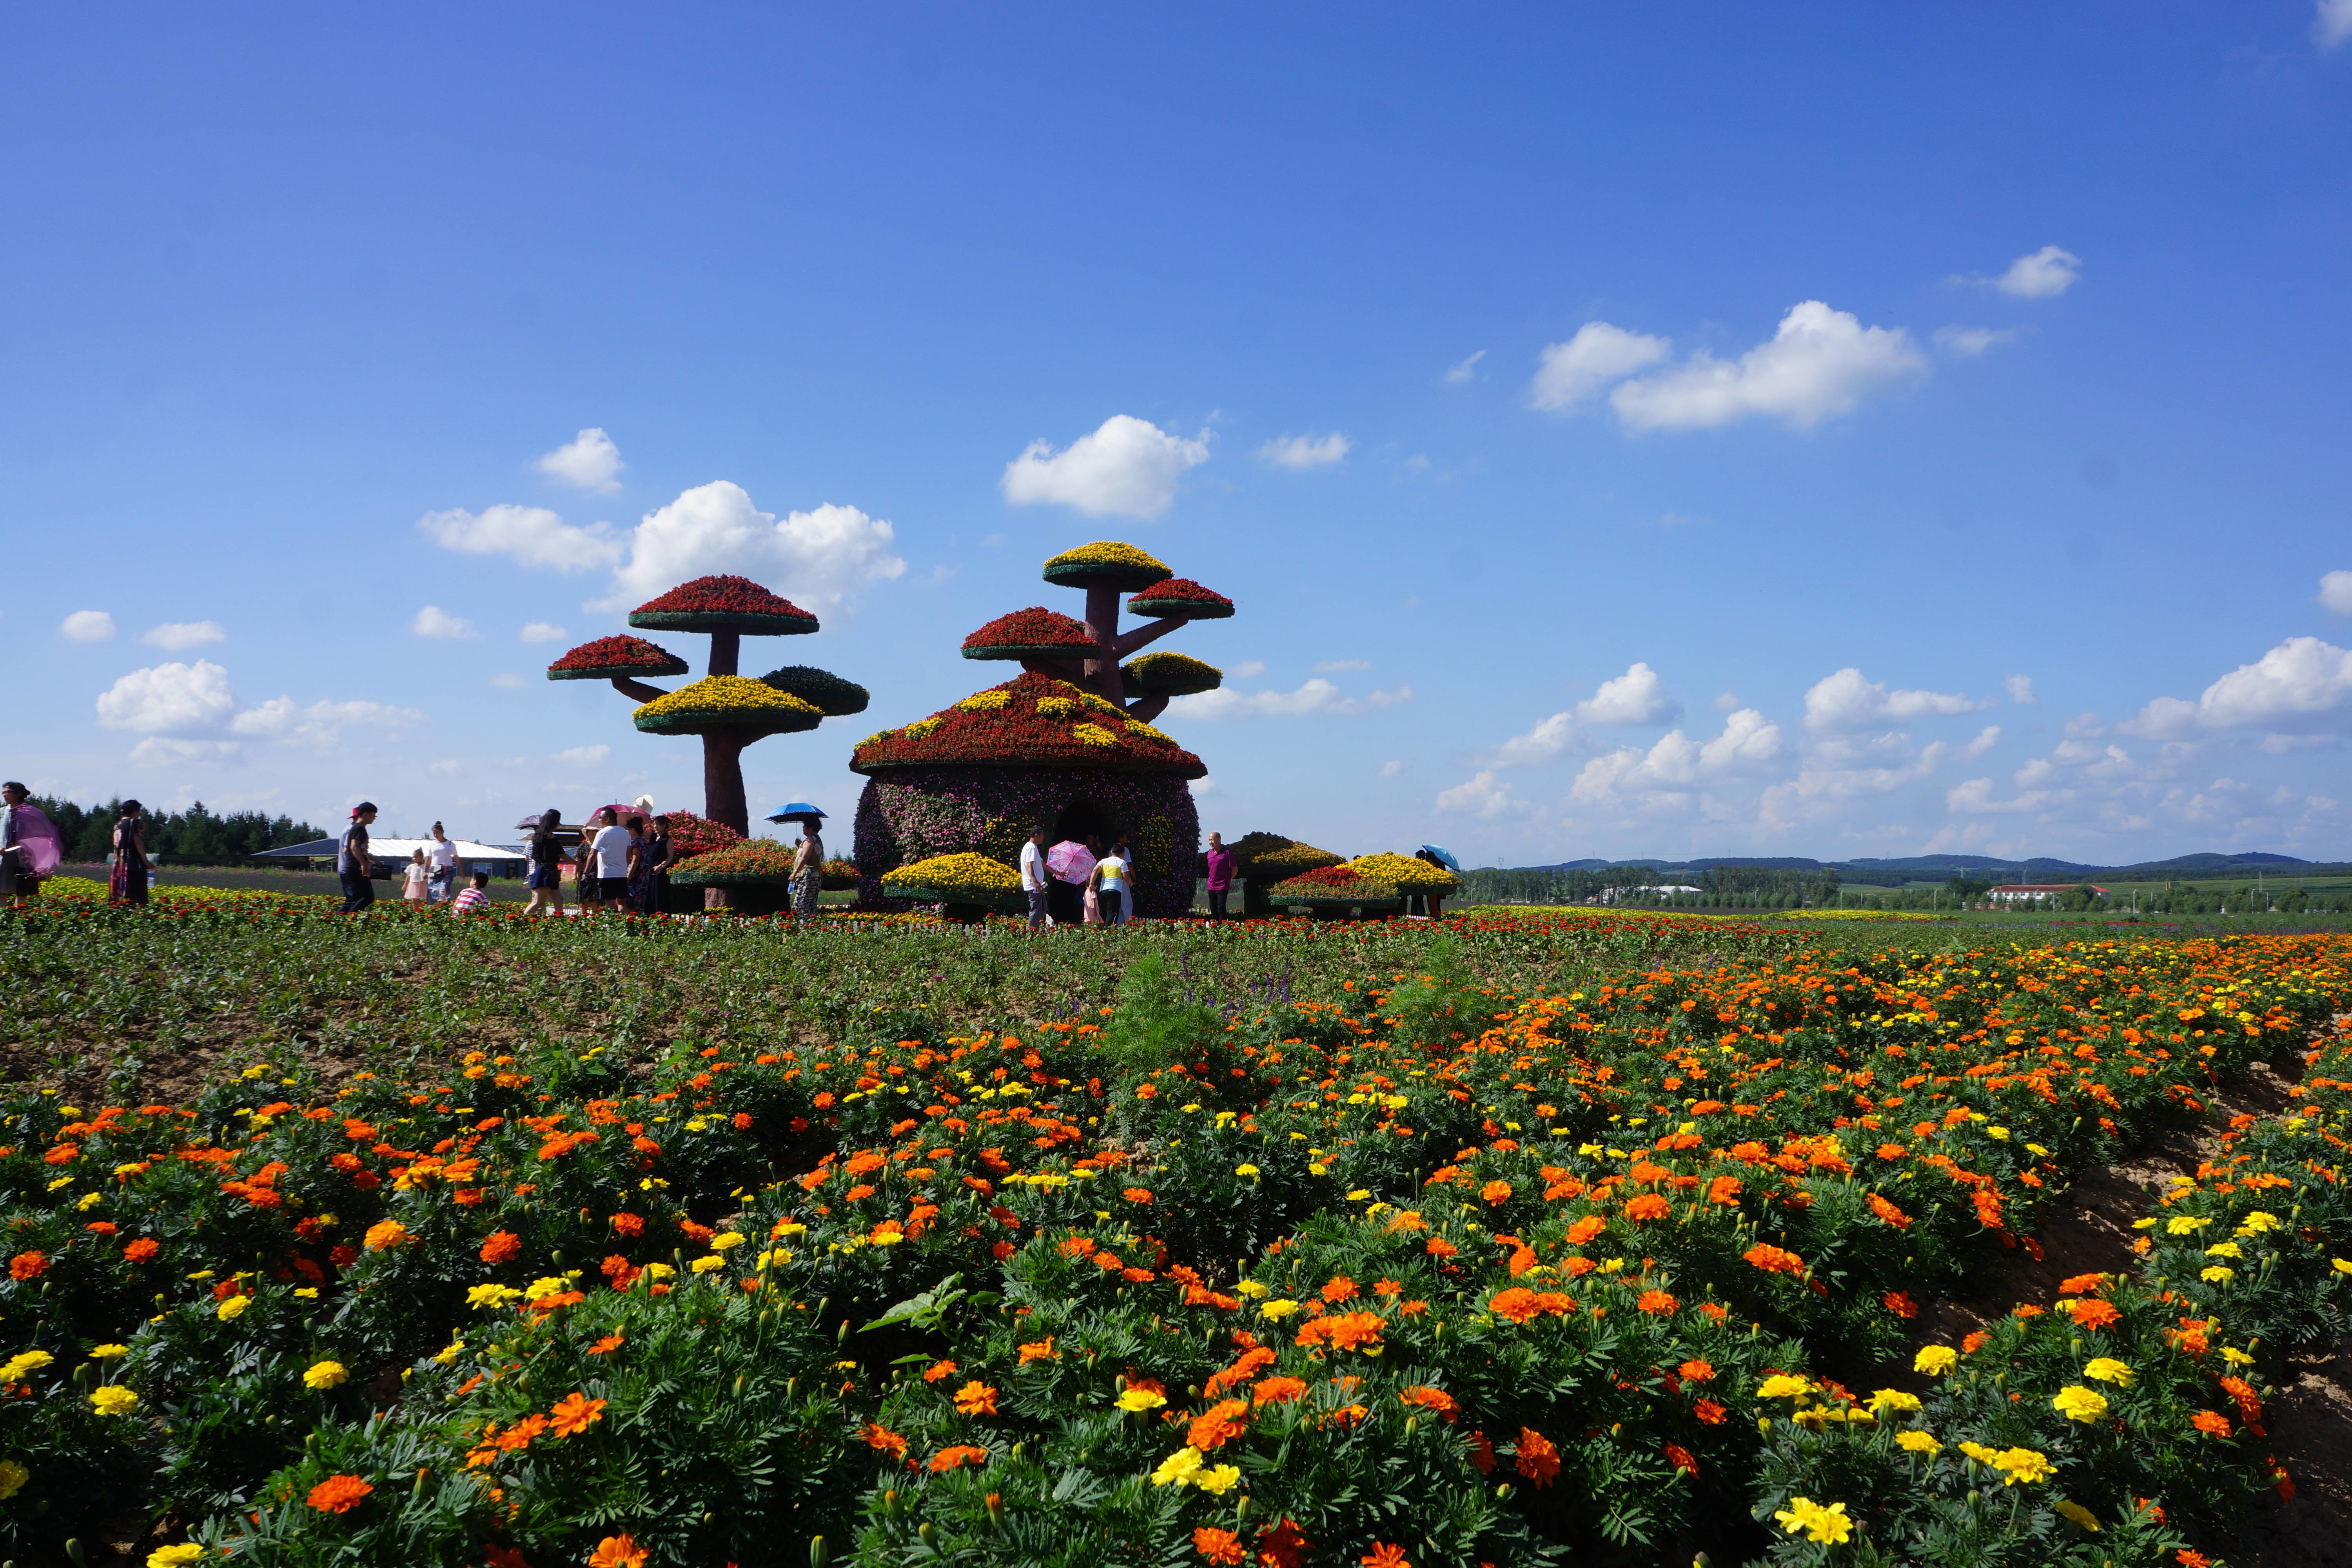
(632, 675), (824, 738)
(960, 607), (1098, 661)
(628, 575), (820, 635)
(1126, 577), (1234, 619)
(850, 670), (1206, 778)
(546, 635), (691, 681)
(1040, 541), (1173, 591)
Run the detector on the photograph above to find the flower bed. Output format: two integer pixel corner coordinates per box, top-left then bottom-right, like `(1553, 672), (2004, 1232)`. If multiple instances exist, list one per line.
(668, 840), (802, 885)
(1040, 540), (1172, 590)
(660, 810), (742, 859)
(544, 635), (690, 681)
(879, 852), (1024, 907)
(1125, 577), (1234, 619)
(627, 575), (818, 635)
(851, 673), (1205, 778)
(1263, 863), (1403, 915)
(633, 676), (824, 737)
(959, 608), (1097, 661)
(1348, 852), (1460, 895)
(1229, 832), (1344, 880)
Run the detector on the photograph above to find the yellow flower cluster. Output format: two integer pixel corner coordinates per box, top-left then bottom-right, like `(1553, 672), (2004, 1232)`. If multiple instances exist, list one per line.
(882, 853), (1023, 898)
(1071, 722), (1118, 748)
(1125, 719), (1175, 744)
(901, 717), (941, 738)
(1348, 852), (1460, 891)
(1044, 540), (1170, 575)
(1036, 696), (1074, 717)
(956, 691), (1009, 711)
(634, 676), (820, 722)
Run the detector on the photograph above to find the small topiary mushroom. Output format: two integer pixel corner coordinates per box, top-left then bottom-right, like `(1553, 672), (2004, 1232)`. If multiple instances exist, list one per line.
(632, 676), (823, 737)
(960, 607), (1098, 662)
(758, 665), (871, 716)
(1121, 651), (1224, 698)
(1125, 578), (1234, 620)
(546, 634), (691, 682)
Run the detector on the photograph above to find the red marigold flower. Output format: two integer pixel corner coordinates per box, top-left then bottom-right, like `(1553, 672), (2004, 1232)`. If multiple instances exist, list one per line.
(1514, 1426), (1561, 1487)
(1623, 1194), (1672, 1222)
(1883, 1290), (1919, 1319)
(1399, 1385), (1458, 1423)
(1466, 1430), (1495, 1472)
(305, 1475), (374, 1514)
(8, 1251), (47, 1281)
(1694, 1398), (1728, 1425)
(479, 1230), (521, 1264)
(586, 1534), (649, 1568)
(1255, 1519), (1310, 1568)
(929, 1445), (988, 1472)
(123, 1237), (160, 1262)
(1636, 1289), (1678, 1316)
(1360, 1544), (1410, 1568)
(610, 1212), (645, 1237)
(862, 1423), (910, 1459)
(1192, 1527), (1248, 1566)
(953, 1381), (999, 1417)
(2190, 1410), (2232, 1438)
(1663, 1443), (1699, 1477)
(550, 1392), (607, 1437)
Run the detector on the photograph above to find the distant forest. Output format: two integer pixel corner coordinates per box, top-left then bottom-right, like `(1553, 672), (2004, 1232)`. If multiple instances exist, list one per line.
(1456, 862), (2352, 915)
(29, 796), (328, 866)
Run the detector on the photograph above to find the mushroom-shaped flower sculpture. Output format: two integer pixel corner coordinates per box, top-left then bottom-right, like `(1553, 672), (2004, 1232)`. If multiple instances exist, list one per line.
(1040, 541), (1173, 592)
(627, 575), (820, 637)
(1125, 578), (1234, 620)
(961, 607), (1098, 662)
(1121, 651), (1223, 699)
(633, 677), (822, 738)
(758, 665), (871, 716)
(546, 635), (691, 682)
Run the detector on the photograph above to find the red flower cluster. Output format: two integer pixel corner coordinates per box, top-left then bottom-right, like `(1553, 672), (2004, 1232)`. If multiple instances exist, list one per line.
(630, 575), (814, 622)
(961, 607), (1097, 652)
(1128, 577), (1233, 612)
(546, 635), (686, 674)
(851, 672), (1206, 778)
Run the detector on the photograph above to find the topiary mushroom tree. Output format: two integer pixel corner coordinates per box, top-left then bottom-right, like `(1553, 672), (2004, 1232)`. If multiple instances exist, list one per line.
(545, 575), (868, 838)
(956, 541), (1234, 719)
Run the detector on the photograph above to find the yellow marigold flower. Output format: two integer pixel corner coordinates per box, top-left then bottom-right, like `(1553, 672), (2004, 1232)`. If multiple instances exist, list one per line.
(88, 1344), (131, 1360)
(524, 1276), (566, 1299)
(1071, 722), (1118, 748)
(1192, 1464), (1243, 1495)
(2221, 1347), (2254, 1368)
(2201, 1265), (2236, 1284)
(2051, 1386), (2108, 1423)
(956, 690), (1010, 711)
(1755, 1375), (1813, 1399)
(1235, 1280), (1270, 1299)
(1994, 1447), (2055, 1485)
(2204, 1241), (2243, 1259)
(710, 1232), (746, 1251)
(0, 1350), (54, 1382)
(2054, 1499), (2100, 1533)
(0, 1460), (28, 1500)
(1869, 1388), (1922, 1414)
(148, 1547), (207, 1567)
(2082, 1357), (2133, 1386)
(1259, 1299), (1302, 1320)
(1896, 1430), (1942, 1454)
(1036, 696), (1074, 717)
(1125, 720), (1176, 744)
(303, 1360), (349, 1390)
(1958, 1441), (2004, 1465)
(1771, 1498), (1853, 1545)
(1116, 1387), (1168, 1412)
(2165, 1216), (2211, 1236)
(2335, 1259), (2352, 1277)
(1151, 1447), (1204, 1486)
(89, 1385), (140, 1416)
(468, 1283), (523, 1310)
(2238, 1210), (2281, 1234)
(1044, 540), (1171, 576)
(690, 1255), (726, 1273)
(215, 1296), (251, 1321)
(1913, 1346), (1959, 1376)
(1234, 1163), (1261, 1179)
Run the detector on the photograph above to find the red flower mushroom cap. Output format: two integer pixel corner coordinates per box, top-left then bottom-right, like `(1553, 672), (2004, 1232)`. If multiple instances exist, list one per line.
(1040, 541), (1173, 592)
(546, 635), (691, 682)
(960, 607), (1098, 661)
(851, 671), (1205, 778)
(628, 575), (819, 635)
(1125, 577), (1234, 620)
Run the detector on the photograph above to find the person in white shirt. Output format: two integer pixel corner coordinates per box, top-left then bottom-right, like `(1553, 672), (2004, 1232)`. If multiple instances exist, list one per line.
(1019, 824), (1049, 930)
(588, 808), (632, 913)
(402, 849), (431, 902)
(425, 822), (459, 903)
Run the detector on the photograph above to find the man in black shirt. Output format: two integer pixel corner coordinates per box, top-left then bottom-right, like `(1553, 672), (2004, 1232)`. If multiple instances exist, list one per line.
(339, 802), (379, 912)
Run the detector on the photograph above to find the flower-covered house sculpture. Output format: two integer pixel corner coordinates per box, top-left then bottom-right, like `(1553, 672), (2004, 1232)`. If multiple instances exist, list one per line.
(850, 541), (1232, 916)
(545, 576), (868, 840)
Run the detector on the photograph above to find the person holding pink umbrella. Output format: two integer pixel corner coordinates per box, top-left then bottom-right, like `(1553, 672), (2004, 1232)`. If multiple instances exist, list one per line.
(0, 782), (62, 907)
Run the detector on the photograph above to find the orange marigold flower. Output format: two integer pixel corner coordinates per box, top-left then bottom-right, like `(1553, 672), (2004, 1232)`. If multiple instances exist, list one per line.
(1322, 1275), (1359, 1302)
(1425, 1238), (1457, 1259)
(610, 1212), (645, 1237)
(1188, 1397), (1250, 1450)
(1706, 1175), (1743, 1205)
(479, 1230), (521, 1264)
(1489, 1287), (1543, 1325)
(930, 1445), (988, 1472)
(1564, 1215), (1607, 1245)
(1361, 1545), (1410, 1568)
(1480, 1181), (1512, 1205)
(1742, 1243), (1805, 1276)
(1961, 1331), (1991, 1354)
(1256, 1518), (1311, 1568)
(2218, 1376), (2263, 1424)
(586, 1534), (648, 1568)
(922, 1359), (958, 1383)
(495, 1415), (549, 1451)
(1253, 1375), (1309, 1408)
(1018, 1338), (1058, 1363)
(1679, 1359), (1715, 1383)
(1883, 1290), (1919, 1319)
(2060, 1272), (2109, 1295)
(1514, 1426), (1561, 1487)
(306, 1475), (374, 1514)
(1399, 1385), (1458, 1422)
(1866, 1194), (1912, 1230)
(1373, 1278), (1403, 1297)
(8, 1252), (46, 1281)
(1623, 1194), (1671, 1222)
(1192, 1527), (1248, 1566)
(1694, 1397), (1728, 1425)
(861, 1422), (910, 1459)
(1123, 1187), (1154, 1203)
(361, 1220), (409, 1251)
(550, 1392), (607, 1437)
(1663, 1443), (1698, 1476)
(953, 1381), (999, 1417)
(2067, 1299), (2122, 1330)
(1636, 1288), (1678, 1317)
(587, 1333), (625, 1355)
(2190, 1410), (2232, 1438)
(123, 1237), (160, 1262)
(2177, 1553), (2212, 1568)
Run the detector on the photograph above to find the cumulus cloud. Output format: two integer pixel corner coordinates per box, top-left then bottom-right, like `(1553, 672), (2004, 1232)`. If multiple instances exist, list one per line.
(1579, 662), (1681, 725)
(1530, 323), (1670, 410)
(1436, 770), (1517, 817)
(2318, 570), (2352, 616)
(142, 620), (227, 650)
(1379, 760), (1404, 777)
(520, 621), (568, 643)
(556, 744), (612, 766)
(61, 610), (115, 642)
(1610, 302), (1927, 432)
(1934, 326), (2019, 356)
(1958, 246), (2082, 299)
(132, 738), (243, 765)
(1803, 667), (1986, 731)
(1000, 415), (1210, 519)
(419, 504), (624, 573)
(2004, 674), (2037, 705)
(410, 605), (480, 640)
(230, 697), (424, 751)
(1487, 711), (1580, 767)
(593, 482), (905, 613)
(1443, 350), (1486, 385)
(96, 661), (237, 734)
(1226, 660), (1266, 679)
(535, 427), (624, 493)
(1258, 432), (1350, 469)
(2323, 0), (2352, 48)
(2123, 636), (2352, 739)
(1167, 679), (1411, 720)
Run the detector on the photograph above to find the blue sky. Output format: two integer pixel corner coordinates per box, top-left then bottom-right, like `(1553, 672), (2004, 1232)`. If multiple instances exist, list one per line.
(6, 4), (2351, 866)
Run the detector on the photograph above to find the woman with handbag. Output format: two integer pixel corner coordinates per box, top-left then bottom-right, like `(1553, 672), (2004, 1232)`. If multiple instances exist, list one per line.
(110, 799), (151, 906)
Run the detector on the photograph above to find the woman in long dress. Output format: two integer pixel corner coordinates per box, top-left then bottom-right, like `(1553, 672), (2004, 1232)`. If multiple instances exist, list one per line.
(109, 800), (150, 905)
(789, 822), (824, 918)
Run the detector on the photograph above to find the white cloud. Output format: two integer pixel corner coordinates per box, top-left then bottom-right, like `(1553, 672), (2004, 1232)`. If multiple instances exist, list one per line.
(419, 504), (624, 573)
(1436, 770), (1518, 817)
(1488, 711), (1579, 766)
(61, 610), (116, 642)
(490, 673), (528, 690)
(141, 620), (226, 650)
(229, 697), (423, 751)
(411, 605), (481, 640)
(1167, 679), (1411, 720)
(1443, 350), (1486, 385)
(1713, 691), (1741, 713)
(2318, 570), (2352, 616)
(1579, 661), (1680, 725)
(1803, 667), (1985, 731)
(2323, 0), (2352, 47)
(96, 661), (237, 734)
(557, 744), (612, 766)
(520, 621), (569, 643)
(535, 427), (624, 493)
(1258, 433), (1350, 470)
(1379, 760), (1404, 777)
(1960, 246), (2082, 299)
(2123, 636), (2352, 738)
(1934, 326), (2019, 356)
(1187, 776), (1214, 796)
(1000, 415), (1210, 519)
(1312, 659), (1372, 673)
(1610, 302), (1927, 432)
(1227, 660), (1266, 679)
(1699, 708), (1785, 770)
(1530, 323), (1670, 411)
(593, 483), (906, 614)
(2004, 674), (2036, 705)
(131, 737), (242, 765)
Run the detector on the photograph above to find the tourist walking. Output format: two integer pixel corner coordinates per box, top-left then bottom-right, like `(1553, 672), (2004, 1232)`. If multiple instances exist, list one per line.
(789, 816), (824, 918)
(337, 802), (377, 912)
(426, 822), (458, 902)
(1, 782), (62, 907)
(401, 848), (430, 903)
(642, 814), (673, 915)
(587, 807), (631, 913)
(524, 809), (566, 917)
(1019, 824), (1050, 929)
(1091, 838), (1131, 926)
(1204, 831), (1235, 920)
(453, 870), (492, 913)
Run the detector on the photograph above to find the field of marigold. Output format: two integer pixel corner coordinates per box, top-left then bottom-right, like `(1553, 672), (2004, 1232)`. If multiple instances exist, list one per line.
(4, 900), (2352, 1567)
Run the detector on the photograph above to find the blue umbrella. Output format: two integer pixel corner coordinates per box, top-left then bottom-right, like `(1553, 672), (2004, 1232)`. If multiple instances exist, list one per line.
(1419, 844), (1461, 872)
(765, 802), (827, 823)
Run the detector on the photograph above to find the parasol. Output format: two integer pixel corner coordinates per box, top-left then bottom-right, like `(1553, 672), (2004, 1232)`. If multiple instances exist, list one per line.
(1046, 840), (1096, 882)
(765, 802), (827, 824)
(1418, 844), (1462, 873)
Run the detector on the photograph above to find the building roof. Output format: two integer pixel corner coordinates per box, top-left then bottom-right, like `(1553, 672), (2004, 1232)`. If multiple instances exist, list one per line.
(256, 837), (524, 861)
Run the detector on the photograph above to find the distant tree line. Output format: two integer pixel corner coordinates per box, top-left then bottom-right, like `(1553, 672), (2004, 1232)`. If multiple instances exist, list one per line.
(1456, 864), (1842, 907)
(31, 796), (328, 867)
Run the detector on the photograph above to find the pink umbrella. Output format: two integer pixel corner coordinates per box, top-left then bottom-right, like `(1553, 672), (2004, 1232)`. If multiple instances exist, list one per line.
(1046, 840), (1095, 882)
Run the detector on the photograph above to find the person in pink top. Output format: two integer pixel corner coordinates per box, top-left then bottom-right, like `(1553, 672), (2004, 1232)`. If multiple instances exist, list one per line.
(1203, 831), (1236, 920)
